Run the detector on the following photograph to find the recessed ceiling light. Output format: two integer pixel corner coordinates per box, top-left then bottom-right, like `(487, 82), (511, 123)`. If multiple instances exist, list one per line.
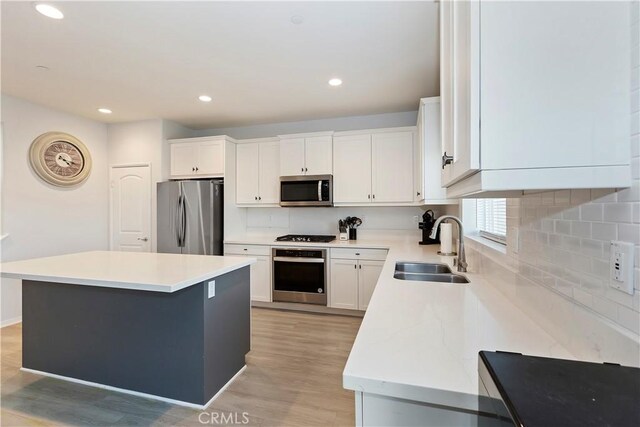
(328, 78), (343, 87)
(98, 108), (112, 114)
(198, 95), (212, 102)
(290, 15), (304, 25)
(34, 3), (64, 20)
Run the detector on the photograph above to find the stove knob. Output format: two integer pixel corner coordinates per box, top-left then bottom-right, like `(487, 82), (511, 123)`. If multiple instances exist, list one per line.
(317, 288), (324, 293)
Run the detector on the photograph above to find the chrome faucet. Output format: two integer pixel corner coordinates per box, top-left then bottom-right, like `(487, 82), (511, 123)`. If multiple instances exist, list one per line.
(429, 215), (467, 273)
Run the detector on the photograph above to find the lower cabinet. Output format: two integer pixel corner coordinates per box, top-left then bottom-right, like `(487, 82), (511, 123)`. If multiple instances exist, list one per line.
(330, 258), (384, 310)
(223, 244), (272, 302)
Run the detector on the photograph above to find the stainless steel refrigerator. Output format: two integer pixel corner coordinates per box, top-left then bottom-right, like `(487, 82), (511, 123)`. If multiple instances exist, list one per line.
(157, 180), (223, 255)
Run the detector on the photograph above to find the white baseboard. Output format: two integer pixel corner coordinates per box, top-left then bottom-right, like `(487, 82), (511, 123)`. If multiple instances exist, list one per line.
(1, 316), (22, 328)
(20, 365), (247, 409)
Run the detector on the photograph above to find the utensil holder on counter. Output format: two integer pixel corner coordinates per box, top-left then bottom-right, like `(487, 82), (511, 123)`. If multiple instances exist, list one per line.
(349, 229), (357, 240)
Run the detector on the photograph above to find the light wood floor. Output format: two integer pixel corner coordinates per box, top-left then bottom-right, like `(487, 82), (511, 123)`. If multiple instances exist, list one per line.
(1, 308), (362, 427)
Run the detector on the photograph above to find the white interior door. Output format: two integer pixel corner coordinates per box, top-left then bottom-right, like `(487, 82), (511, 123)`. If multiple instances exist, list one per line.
(110, 165), (151, 252)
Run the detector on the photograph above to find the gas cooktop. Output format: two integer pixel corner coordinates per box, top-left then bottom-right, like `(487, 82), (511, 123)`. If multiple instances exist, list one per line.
(275, 234), (336, 243)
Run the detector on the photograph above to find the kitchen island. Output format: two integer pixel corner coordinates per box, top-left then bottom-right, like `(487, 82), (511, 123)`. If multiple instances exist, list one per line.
(0, 251), (255, 408)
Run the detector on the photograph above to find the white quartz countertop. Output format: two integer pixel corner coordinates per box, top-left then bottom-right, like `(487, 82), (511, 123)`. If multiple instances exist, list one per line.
(0, 251), (255, 293)
(225, 234), (574, 411)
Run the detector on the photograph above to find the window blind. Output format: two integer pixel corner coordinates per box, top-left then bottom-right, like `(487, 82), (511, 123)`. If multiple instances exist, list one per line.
(476, 198), (507, 244)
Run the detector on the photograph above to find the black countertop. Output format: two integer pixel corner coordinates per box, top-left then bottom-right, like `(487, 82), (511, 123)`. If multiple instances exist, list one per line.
(479, 351), (640, 427)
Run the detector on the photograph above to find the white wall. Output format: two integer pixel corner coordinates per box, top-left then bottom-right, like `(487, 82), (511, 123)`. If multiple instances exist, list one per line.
(194, 111), (418, 139)
(107, 119), (193, 251)
(0, 94), (110, 326)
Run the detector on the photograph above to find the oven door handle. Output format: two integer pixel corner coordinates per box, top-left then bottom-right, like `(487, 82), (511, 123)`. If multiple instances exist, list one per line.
(318, 180), (322, 201)
(273, 257), (325, 263)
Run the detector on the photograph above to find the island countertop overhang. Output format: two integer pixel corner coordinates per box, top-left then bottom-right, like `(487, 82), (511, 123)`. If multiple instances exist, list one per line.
(0, 250), (255, 293)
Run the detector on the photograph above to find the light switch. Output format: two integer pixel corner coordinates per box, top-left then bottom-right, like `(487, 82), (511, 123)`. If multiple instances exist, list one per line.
(208, 280), (216, 298)
(609, 241), (634, 295)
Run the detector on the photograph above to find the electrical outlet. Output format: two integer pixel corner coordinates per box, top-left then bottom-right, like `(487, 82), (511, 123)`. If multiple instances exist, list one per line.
(208, 280), (216, 298)
(609, 241), (634, 295)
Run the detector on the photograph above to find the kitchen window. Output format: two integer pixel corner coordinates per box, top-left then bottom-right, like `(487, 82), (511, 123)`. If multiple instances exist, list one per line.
(476, 198), (507, 244)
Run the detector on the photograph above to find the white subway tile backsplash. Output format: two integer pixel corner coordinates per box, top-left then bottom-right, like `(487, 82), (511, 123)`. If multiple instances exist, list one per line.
(581, 204), (603, 221)
(617, 182), (640, 203)
(555, 220), (571, 235)
(573, 287), (593, 308)
(554, 190), (571, 205)
(618, 223), (640, 244)
(591, 258), (610, 280)
(563, 207), (580, 220)
(570, 189), (591, 205)
(592, 222), (618, 241)
(571, 221), (591, 238)
(590, 189), (617, 203)
(604, 203), (633, 222)
(581, 239), (604, 258)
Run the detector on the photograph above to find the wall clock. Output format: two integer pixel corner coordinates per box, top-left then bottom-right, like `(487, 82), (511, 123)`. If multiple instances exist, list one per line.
(29, 131), (92, 187)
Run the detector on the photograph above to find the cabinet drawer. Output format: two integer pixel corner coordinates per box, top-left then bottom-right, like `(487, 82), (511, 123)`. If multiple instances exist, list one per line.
(224, 244), (271, 256)
(331, 248), (387, 261)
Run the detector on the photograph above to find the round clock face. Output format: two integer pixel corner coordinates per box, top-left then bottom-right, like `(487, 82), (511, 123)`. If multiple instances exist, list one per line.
(29, 132), (92, 186)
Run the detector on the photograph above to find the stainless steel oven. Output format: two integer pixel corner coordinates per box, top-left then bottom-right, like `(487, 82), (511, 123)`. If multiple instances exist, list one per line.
(279, 175), (332, 207)
(272, 248), (327, 305)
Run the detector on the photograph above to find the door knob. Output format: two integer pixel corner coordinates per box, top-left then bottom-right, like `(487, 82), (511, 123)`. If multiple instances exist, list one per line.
(442, 152), (454, 169)
(137, 237), (148, 242)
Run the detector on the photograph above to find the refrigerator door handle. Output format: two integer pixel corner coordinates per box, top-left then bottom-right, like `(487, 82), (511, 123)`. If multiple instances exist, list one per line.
(175, 195), (182, 246)
(180, 195), (187, 247)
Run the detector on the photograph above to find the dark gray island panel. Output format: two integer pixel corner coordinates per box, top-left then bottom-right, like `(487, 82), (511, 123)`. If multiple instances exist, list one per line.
(22, 266), (250, 407)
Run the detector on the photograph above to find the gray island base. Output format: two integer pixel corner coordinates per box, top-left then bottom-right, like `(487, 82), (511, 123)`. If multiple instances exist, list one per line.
(20, 266), (250, 408)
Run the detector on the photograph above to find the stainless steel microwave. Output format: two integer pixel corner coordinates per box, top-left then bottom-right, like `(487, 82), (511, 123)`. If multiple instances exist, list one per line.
(280, 175), (333, 207)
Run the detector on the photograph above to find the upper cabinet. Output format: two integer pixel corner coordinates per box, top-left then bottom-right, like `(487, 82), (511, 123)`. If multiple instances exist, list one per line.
(279, 132), (333, 176)
(168, 136), (231, 179)
(334, 128), (415, 205)
(236, 139), (280, 205)
(440, 0), (631, 197)
(417, 97), (455, 204)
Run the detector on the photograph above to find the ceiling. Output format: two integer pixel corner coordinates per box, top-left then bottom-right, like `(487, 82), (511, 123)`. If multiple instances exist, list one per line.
(1, 1), (439, 129)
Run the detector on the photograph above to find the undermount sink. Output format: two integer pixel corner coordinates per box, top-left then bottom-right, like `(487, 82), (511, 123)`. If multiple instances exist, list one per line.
(395, 262), (452, 274)
(393, 262), (469, 284)
(393, 272), (470, 283)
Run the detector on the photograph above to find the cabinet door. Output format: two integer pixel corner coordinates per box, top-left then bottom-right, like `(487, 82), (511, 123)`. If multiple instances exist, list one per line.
(258, 141), (280, 204)
(304, 136), (333, 175)
(236, 143), (260, 204)
(480, 1), (629, 170)
(279, 138), (306, 176)
(415, 104), (425, 203)
(358, 260), (384, 311)
(371, 132), (414, 203)
(329, 259), (359, 310)
(442, 0), (480, 186)
(251, 255), (272, 302)
(333, 134), (372, 203)
(440, 0), (454, 187)
(421, 99), (448, 201)
(197, 140), (225, 176)
(170, 143), (197, 177)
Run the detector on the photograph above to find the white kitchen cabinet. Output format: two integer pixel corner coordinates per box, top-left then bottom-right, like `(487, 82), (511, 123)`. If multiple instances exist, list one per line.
(371, 132), (414, 203)
(330, 256), (384, 311)
(417, 97), (456, 204)
(333, 134), (372, 204)
(279, 132), (333, 176)
(236, 139), (280, 205)
(223, 244), (272, 302)
(330, 259), (359, 310)
(440, 0), (631, 197)
(357, 260), (384, 311)
(333, 128), (415, 205)
(168, 136), (230, 179)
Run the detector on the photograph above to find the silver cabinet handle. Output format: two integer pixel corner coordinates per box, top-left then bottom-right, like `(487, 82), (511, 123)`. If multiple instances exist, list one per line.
(442, 152), (454, 169)
(137, 237), (148, 242)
